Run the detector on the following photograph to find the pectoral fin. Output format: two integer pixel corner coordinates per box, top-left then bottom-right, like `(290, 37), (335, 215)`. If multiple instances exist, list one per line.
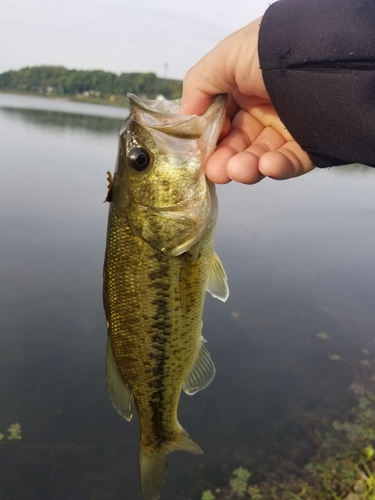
(106, 339), (134, 421)
(206, 251), (229, 302)
(183, 340), (216, 395)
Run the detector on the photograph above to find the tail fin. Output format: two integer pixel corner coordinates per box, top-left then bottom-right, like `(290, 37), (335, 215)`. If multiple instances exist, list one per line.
(139, 427), (203, 500)
(139, 447), (168, 500)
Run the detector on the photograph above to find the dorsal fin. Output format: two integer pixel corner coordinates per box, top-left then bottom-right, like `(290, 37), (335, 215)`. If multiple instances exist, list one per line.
(104, 171), (114, 203)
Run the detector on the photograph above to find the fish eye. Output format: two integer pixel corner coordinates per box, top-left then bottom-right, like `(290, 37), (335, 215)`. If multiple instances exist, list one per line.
(127, 147), (151, 171)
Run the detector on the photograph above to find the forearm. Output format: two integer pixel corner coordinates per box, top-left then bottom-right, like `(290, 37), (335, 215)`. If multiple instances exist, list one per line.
(259, 0), (375, 168)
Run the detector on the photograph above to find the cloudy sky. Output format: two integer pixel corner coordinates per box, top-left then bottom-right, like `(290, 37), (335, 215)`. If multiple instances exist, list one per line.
(1, 0), (274, 80)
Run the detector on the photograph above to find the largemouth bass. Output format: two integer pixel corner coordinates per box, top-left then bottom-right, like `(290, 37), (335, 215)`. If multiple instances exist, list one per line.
(103, 93), (229, 500)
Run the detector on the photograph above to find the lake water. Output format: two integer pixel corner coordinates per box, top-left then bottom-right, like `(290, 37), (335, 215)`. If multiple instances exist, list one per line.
(1, 93), (375, 500)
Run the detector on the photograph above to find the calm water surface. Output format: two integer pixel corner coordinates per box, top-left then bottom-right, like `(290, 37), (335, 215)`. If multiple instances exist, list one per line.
(1, 93), (375, 500)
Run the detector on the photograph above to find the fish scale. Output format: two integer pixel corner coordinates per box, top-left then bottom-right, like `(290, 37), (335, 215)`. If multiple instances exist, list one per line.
(103, 93), (229, 500)
(107, 235), (204, 449)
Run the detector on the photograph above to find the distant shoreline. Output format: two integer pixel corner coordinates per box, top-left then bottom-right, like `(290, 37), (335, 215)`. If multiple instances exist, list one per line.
(0, 66), (182, 106)
(0, 89), (129, 108)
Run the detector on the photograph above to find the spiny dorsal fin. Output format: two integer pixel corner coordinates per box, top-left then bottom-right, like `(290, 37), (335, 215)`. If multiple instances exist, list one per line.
(183, 340), (216, 395)
(104, 171), (114, 203)
(206, 251), (229, 302)
(106, 339), (134, 421)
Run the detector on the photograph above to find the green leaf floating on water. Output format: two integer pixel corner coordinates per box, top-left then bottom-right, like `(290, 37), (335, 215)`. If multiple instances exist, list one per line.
(317, 331), (330, 340)
(329, 354), (341, 361)
(7, 423), (22, 440)
(363, 445), (375, 460)
(201, 491), (216, 500)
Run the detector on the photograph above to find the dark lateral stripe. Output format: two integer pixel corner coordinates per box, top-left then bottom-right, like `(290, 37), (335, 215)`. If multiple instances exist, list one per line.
(147, 252), (174, 446)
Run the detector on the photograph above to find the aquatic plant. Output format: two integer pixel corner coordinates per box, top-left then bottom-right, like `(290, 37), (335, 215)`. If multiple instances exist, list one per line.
(202, 491), (216, 500)
(230, 467), (251, 497)
(7, 422), (22, 440)
(201, 468), (263, 500)
(0, 422), (22, 441)
(200, 381), (375, 500)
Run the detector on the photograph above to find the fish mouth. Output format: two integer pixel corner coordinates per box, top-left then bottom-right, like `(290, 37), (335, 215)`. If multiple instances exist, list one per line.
(124, 93), (228, 141)
(121, 94), (226, 256)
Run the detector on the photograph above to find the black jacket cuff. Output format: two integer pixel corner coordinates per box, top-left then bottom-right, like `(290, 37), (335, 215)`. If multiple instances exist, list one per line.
(258, 0), (375, 168)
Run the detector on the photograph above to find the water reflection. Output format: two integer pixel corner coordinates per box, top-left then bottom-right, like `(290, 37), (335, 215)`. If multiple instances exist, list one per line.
(1, 106), (123, 134)
(0, 92), (128, 118)
(330, 162), (375, 174)
(1, 95), (375, 500)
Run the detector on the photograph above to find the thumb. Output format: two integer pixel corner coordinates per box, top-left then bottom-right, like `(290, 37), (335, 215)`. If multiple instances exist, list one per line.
(181, 36), (239, 115)
(181, 18), (263, 115)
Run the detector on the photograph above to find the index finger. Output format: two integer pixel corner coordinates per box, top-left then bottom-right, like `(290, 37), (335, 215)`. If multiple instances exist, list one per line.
(181, 85), (216, 116)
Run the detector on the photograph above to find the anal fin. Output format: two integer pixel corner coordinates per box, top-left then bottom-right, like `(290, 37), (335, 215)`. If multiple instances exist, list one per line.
(106, 339), (134, 421)
(167, 427), (203, 455)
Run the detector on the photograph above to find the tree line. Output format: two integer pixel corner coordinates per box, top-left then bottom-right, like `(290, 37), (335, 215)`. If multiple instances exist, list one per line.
(0, 66), (182, 100)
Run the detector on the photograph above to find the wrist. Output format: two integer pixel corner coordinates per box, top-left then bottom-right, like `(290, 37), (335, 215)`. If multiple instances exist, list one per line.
(234, 17), (267, 99)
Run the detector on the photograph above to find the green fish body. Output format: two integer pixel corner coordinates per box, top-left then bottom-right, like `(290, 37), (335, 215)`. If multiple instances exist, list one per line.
(103, 93), (229, 500)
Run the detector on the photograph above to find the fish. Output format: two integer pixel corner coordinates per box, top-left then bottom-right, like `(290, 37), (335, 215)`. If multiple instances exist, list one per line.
(103, 92), (229, 500)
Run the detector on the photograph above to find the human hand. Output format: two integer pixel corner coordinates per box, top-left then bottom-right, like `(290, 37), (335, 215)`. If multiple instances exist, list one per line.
(182, 18), (315, 184)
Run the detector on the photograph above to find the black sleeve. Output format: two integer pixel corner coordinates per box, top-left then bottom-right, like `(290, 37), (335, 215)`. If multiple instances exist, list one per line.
(258, 0), (375, 168)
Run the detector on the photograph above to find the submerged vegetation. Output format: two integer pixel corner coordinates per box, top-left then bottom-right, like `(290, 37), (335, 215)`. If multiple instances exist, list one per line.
(201, 380), (375, 500)
(0, 66), (182, 104)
